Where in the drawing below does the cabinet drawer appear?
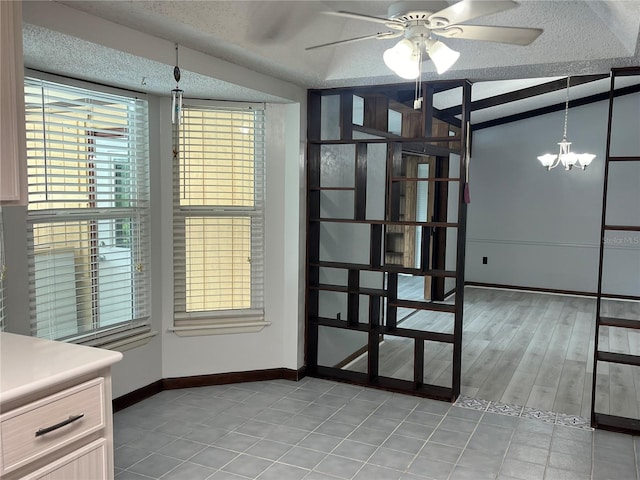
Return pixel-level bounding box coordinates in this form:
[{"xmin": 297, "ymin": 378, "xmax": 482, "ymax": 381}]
[{"xmin": 0, "ymin": 378, "xmax": 105, "ymax": 475}]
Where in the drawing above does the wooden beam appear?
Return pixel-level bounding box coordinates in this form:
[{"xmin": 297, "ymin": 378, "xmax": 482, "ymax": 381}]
[
  {"xmin": 441, "ymin": 74, "xmax": 608, "ymax": 118},
  {"xmin": 473, "ymin": 82, "xmax": 640, "ymax": 131}
]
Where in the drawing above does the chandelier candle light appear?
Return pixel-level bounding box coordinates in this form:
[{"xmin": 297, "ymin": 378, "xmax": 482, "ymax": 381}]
[{"xmin": 537, "ymin": 76, "xmax": 595, "ymax": 171}]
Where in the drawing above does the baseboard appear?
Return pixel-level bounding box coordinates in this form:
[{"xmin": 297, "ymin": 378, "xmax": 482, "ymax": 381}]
[
  {"xmin": 162, "ymin": 367, "xmax": 305, "ymax": 390},
  {"xmin": 113, "ymin": 367, "xmax": 306, "ymax": 411},
  {"xmin": 112, "ymin": 380, "xmax": 163, "ymax": 413},
  {"xmin": 465, "ymin": 281, "xmax": 640, "ymax": 301},
  {"xmin": 466, "ymin": 281, "xmax": 594, "ymax": 298}
]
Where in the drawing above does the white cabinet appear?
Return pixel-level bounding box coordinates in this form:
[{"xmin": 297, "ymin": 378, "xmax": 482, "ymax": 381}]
[
  {"xmin": 0, "ymin": 333, "xmax": 122, "ymax": 479},
  {"xmin": 0, "ymin": 0, "xmax": 28, "ymax": 205}
]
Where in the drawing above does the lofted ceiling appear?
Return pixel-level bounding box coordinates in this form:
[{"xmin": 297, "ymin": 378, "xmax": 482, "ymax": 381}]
[{"xmin": 21, "ymin": 0, "xmax": 640, "ymax": 122}]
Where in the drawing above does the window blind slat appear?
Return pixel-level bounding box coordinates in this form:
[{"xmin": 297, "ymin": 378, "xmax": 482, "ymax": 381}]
[
  {"xmin": 174, "ymin": 104, "xmax": 265, "ymax": 321},
  {"xmin": 25, "ymin": 77, "xmax": 150, "ymax": 346}
]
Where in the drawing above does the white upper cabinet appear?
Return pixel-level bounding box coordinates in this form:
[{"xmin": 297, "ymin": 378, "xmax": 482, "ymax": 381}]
[{"xmin": 0, "ymin": 0, "xmax": 27, "ymax": 205}]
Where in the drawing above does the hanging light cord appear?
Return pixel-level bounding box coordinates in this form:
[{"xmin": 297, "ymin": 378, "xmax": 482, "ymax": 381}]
[
  {"xmin": 174, "ymin": 44, "xmax": 181, "ymax": 87},
  {"xmin": 562, "ymin": 76, "xmax": 570, "ymax": 140}
]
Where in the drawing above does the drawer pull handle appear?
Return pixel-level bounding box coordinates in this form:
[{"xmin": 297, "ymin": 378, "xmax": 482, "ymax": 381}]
[{"xmin": 35, "ymin": 414, "xmax": 85, "ymax": 437}]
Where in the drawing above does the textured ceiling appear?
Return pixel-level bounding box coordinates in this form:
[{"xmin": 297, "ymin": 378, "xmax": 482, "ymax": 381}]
[{"xmin": 21, "ymin": 1, "xmax": 640, "ymax": 119}]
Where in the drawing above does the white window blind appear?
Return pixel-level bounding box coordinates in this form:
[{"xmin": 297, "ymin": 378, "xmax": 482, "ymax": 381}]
[
  {"xmin": 24, "ymin": 77, "xmax": 150, "ymax": 345},
  {"xmin": 173, "ymin": 103, "xmax": 265, "ymax": 325},
  {"xmin": 0, "ymin": 208, "xmax": 6, "ymax": 331}
]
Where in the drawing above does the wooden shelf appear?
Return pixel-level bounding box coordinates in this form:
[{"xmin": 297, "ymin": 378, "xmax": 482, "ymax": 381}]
[
  {"xmin": 597, "ymin": 351, "xmax": 640, "ymax": 367},
  {"xmin": 599, "ymin": 316, "xmax": 640, "ymax": 329}
]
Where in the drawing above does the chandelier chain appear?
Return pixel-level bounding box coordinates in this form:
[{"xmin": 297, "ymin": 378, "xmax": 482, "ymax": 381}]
[{"xmin": 563, "ymin": 76, "xmax": 570, "ymax": 139}]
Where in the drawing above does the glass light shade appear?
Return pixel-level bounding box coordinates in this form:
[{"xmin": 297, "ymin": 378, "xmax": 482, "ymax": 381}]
[
  {"xmin": 394, "ymin": 56, "xmax": 420, "ymax": 79},
  {"xmin": 427, "ymin": 40, "xmax": 460, "ymax": 74},
  {"xmin": 578, "ymin": 153, "xmax": 595, "ymax": 168},
  {"xmin": 560, "ymin": 152, "xmax": 578, "ymax": 169},
  {"xmin": 383, "ymin": 39, "xmax": 416, "ymax": 73},
  {"xmin": 537, "ymin": 154, "xmax": 557, "ymax": 168}
]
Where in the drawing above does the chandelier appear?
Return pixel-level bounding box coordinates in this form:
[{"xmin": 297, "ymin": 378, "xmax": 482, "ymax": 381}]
[{"xmin": 537, "ymin": 77, "xmax": 595, "ymax": 171}]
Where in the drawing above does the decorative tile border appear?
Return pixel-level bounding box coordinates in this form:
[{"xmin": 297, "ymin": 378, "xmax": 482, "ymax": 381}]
[
  {"xmin": 521, "ymin": 406, "xmax": 557, "ymax": 423},
  {"xmin": 487, "ymin": 401, "xmax": 524, "ymax": 417},
  {"xmin": 454, "ymin": 396, "xmax": 593, "ymax": 430}
]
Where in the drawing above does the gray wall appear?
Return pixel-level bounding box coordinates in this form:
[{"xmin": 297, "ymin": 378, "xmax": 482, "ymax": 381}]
[{"xmin": 466, "ymin": 93, "xmax": 640, "ymax": 296}]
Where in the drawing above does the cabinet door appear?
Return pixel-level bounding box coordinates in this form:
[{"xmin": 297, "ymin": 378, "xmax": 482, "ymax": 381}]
[
  {"xmin": 22, "ymin": 439, "xmax": 107, "ymax": 480},
  {"xmin": 0, "ymin": 0, "xmax": 27, "ymax": 205}
]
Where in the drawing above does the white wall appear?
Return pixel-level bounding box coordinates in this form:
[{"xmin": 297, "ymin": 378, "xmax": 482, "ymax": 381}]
[
  {"xmin": 159, "ymin": 101, "xmax": 305, "ymax": 378},
  {"xmin": 466, "ymin": 93, "xmax": 640, "ymax": 295},
  {"xmin": 5, "ymin": 5, "xmax": 308, "ymax": 398}
]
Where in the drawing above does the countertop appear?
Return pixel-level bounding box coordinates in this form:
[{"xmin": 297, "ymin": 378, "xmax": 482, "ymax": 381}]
[{"xmin": 0, "ymin": 332, "xmax": 122, "ymax": 405}]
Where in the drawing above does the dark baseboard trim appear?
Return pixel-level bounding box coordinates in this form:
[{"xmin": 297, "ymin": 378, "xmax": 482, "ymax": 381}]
[
  {"xmin": 466, "ymin": 282, "xmax": 640, "ymax": 301},
  {"xmin": 113, "ymin": 367, "xmax": 306, "ymax": 411},
  {"xmin": 163, "ymin": 367, "xmax": 305, "ymax": 390},
  {"xmin": 466, "ymin": 282, "xmax": 594, "ymax": 298},
  {"xmin": 112, "ymin": 380, "xmax": 163, "ymax": 413}
]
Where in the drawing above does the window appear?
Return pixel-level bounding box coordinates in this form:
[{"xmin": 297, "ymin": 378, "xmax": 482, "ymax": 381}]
[
  {"xmin": 24, "ymin": 77, "xmax": 150, "ymax": 346},
  {"xmin": 173, "ymin": 103, "xmax": 265, "ymax": 330},
  {"xmin": 0, "ymin": 208, "xmax": 5, "ymax": 331}
]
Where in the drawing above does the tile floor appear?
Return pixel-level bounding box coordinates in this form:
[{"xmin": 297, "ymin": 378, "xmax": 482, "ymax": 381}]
[{"xmin": 114, "ymin": 377, "xmax": 640, "ymax": 480}]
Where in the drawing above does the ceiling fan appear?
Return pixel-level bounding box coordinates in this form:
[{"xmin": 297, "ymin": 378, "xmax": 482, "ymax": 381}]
[{"xmin": 306, "ymin": 0, "xmax": 542, "ymax": 77}]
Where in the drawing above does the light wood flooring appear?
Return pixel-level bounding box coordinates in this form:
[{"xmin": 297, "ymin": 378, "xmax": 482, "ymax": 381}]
[{"xmin": 346, "ymin": 280, "xmax": 640, "ymax": 420}]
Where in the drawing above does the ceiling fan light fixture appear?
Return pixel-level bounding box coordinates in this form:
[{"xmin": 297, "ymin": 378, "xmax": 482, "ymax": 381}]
[
  {"xmin": 383, "ymin": 38, "xmax": 420, "ymax": 79},
  {"xmin": 426, "ymin": 39, "xmax": 460, "ymax": 74}
]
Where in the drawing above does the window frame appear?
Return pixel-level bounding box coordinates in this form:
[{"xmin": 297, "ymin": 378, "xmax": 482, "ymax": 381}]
[
  {"xmin": 24, "ymin": 75, "xmax": 152, "ymax": 348},
  {"xmin": 171, "ymin": 100, "xmax": 268, "ymax": 336}
]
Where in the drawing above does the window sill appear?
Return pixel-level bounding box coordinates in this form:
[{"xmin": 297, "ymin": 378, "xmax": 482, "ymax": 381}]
[
  {"xmin": 169, "ymin": 321, "xmax": 271, "ymax": 337},
  {"xmin": 102, "ymin": 331, "xmax": 158, "ymax": 352}
]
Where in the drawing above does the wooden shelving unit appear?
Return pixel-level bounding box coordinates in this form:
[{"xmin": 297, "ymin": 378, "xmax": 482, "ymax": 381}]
[
  {"xmin": 591, "ymin": 67, "xmax": 640, "ymax": 434},
  {"xmin": 306, "ymin": 82, "xmax": 471, "ymax": 401}
]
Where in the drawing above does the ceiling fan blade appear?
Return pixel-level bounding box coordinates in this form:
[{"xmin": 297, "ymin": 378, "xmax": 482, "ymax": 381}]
[
  {"xmin": 433, "ymin": 25, "xmax": 543, "ymax": 46},
  {"xmin": 324, "ymin": 10, "xmax": 402, "ymax": 27},
  {"xmin": 429, "ymin": 0, "xmax": 519, "ymax": 26},
  {"xmin": 306, "ymin": 32, "xmax": 401, "ymax": 51}
]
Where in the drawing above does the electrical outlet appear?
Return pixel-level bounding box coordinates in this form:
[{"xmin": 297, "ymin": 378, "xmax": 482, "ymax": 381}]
[{"xmin": 482, "ymin": 257, "xmax": 488, "ymax": 265}]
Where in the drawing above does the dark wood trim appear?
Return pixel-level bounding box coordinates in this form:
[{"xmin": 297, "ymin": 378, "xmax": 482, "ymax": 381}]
[
  {"xmin": 334, "ymin": 345, "xmax": 369, "ymax": 369},
  {"xmin": 441, "ymin": 74, "xmax": 608, "ymax": 118},
  {"xmin": 432, "ymin": 156, "xmax": 450, "ymax": 300},
  {"xmin": 113, "ymin": 367, "xmax": 308, "ymax": 411},
  {"xmin": 599, "ymin": 317, "xmax": 640, "ymax": 329},
  {"xmin": 163, "ymin": 368, "xmax": 306, "ymax": 390},
  {"xmin": 313, "ymin": 366, "xmax": 453, "ymax": 402},
  {"xmin": 312, "ymin": 218, "xmax": 458, "ymax": 228},
  {"xmin": 597, "ymin": 351, "xmax": 640, "ymax": 367},
  {"xmin": 305, "ymin": 79, "xmax": 469, "ymax": 402},
  {"xmin": 465, "ymin": 281, "xmax": 640, "ymax": 301},
  {"xmin": 444, "ymin": 287, "xmax": 457, "ymax": 299},
  {"xmin": 307, "ymin": 79, "xmax": 465, "ymax": 99},
  {"xmin": 474, "ymin": 82, "xmax": 640, "ymax": 131},
  {"xmin": 593, "ymin": 413, "xmax": 640, "ymax": 435},
  {"xmin": 112, "ymin": 380, "xmax": 163, "ymax": 413}
]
